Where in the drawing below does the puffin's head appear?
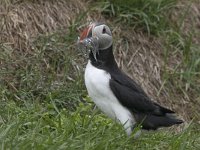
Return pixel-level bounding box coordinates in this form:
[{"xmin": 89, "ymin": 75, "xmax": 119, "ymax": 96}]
[{"xmin": 77, "ymin": 22, "xmax": 112, "ymax": 60}]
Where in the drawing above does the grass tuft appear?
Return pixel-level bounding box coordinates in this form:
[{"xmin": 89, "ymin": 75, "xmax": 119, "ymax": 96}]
[{"xmin": 93, "ymin": 0, "xmax": 177, "ymax": 35}]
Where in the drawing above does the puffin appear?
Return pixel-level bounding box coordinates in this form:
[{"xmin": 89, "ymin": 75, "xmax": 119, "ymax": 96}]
[{"xmin": 77, "ymin": 22, "xmax": 183, "ymax": 136}]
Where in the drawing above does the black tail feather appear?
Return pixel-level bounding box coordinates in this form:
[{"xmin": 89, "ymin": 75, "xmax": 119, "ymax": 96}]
[
  {"xmin": 153, "ymin": 103, "xmax": 175, "ymax": 114},
  {"xmin": 135, "ymin": 114, "xmax": 183, "ymax": 130}
]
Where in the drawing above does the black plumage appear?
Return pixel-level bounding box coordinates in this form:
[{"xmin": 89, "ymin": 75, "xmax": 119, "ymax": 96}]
[
  {"xmin": 79, "ymin": 22, "xmax": 183, "ymax": 134},
  {"xmin": 89, "ymin": 44, "xmax": 183, "ymax": 130}
]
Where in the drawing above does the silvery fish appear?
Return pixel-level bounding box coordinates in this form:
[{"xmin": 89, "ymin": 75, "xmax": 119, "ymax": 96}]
[{"xmin": 77, "ymin": 36, "xmax": 99, "ymax": 61}]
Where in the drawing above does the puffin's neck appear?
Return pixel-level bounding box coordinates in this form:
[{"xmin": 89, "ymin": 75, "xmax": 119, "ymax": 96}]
[{"xmin": 89, "ymin": 45, "xmax": 118, "ymax": 70}]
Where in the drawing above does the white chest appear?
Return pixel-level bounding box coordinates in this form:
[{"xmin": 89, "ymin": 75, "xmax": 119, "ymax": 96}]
[
  {"xmin": 84, "ymin": 61, "xmax": 116, "ymax": 118},
  {"xmin": 84, "ymin": 61, "xmax": 135, "ymax": 135},
  {"xmin": 84, "ymin": 61, "xmax": 131, "ymax": 116}
]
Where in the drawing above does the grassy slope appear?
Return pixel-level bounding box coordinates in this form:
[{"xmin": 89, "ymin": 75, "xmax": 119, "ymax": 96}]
[
  {"xmin": 0, "ymin": 97, "xmax": 200, "ymax": 150},
  {"xmin": 0, "ymin": 0, "xmax": 200, "ymax": 149}
]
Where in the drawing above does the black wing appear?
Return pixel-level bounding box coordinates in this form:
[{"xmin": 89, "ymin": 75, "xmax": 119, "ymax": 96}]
[
  {"xmin": 109, "ymin": 72, "xmax": 174, "ymax": 116},
  {"xmin": 109, "ymin": 71, "xmax": 183, "ymax": 130}
]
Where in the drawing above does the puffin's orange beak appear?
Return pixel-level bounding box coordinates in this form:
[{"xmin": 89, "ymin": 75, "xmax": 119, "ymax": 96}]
[{"xmin": 79, "ymin": 23, "xmax": 95, "ymax": 42}]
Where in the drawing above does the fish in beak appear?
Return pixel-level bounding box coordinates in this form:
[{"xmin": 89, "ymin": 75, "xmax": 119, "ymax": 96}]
[{"xmin": 77, "ymin": 23, "xmax": 99, "ymax": 61}]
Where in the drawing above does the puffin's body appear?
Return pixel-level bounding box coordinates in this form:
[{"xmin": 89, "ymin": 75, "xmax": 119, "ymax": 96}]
[
  {"xmin": 85, "ymin": 60, "xmax": 135, "ymax": 135},
  {"xmin": 79, "ymin": 22, "xmax": 183, "ymax": 136}
]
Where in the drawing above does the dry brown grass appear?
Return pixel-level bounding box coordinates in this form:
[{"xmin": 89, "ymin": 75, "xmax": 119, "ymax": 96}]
[
  {"xmin": 0, "ymin": 0, "xmax": 86, "ymax": 51},
  {"xmin": 0, "ymin": 0, "xmax": 199, "ymax": 122}
]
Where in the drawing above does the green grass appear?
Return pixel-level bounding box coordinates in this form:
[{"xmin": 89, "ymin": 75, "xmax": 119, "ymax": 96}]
[
  {"xmin": 0, "ymin": 97, "xmax": 200, "ymax": 150},
  {"xmin": 1, "ymin": 0, "xmax": 200, "ymax": 149},
  {"xmin": 160, "ymin": 8, "xmax": 200, "ymax": 119},
  {"xmin": 93, "ymin": 0, "xmax": 177, "ymax": 35}
]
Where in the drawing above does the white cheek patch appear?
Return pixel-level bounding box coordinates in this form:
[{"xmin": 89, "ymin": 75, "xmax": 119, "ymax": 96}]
[
  {"xmin": 92, "ymin": 25, "xmax": 113, "ymax": 50},
  {"xmin": 100, "ymin": 36, "xmax": 112, "ymax": 50}
]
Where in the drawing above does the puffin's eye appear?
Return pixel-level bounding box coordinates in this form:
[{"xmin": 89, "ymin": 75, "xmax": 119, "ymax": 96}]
[{"xmin": 102, "ymin": 27, "xmax": 106, "ymax": 34}]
